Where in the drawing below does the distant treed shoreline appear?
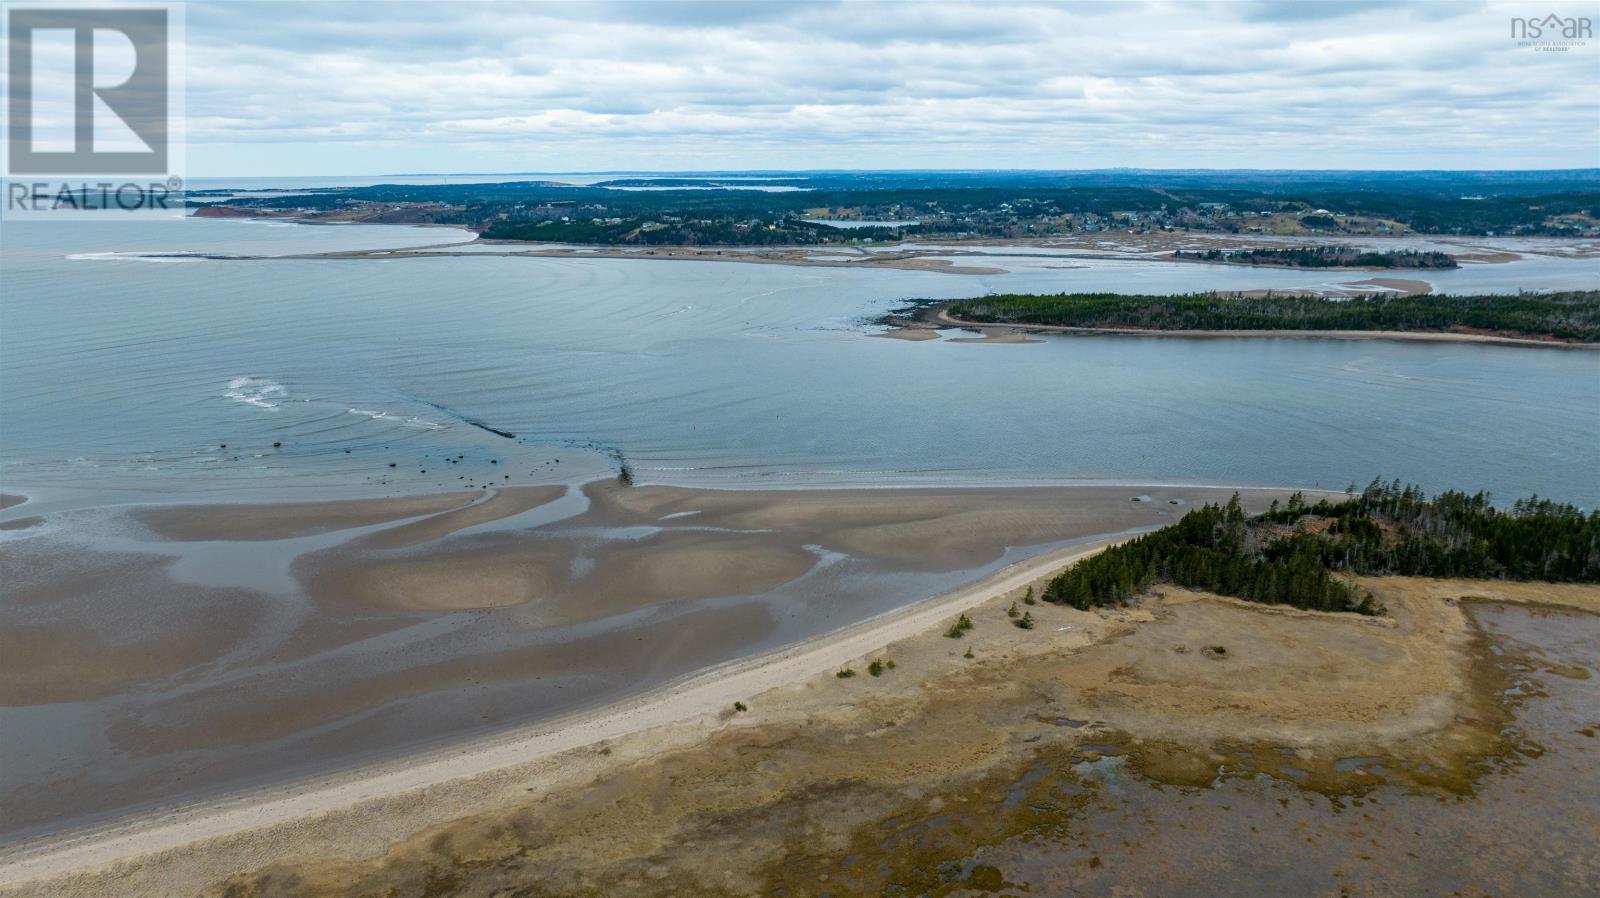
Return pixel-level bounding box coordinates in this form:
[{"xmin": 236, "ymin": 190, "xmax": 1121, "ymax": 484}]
[
  {"xmin": 188, "ymin": 170, "xmax": 1600, "ymax": 243},
  {"xmin": 942, "ymin": 291, "xmax": 1600, "ymax": 343},
  {"xmin": 1171, "ymin": 246, "xmax": 1459, "ymax": 269}
]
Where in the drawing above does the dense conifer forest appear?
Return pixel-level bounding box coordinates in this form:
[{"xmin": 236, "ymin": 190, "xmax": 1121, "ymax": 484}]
[
  {"xmin": 944, "ymin": 291, "xmax": 1600, "ymax": 342},
  {"xmin": 1044, "ymin": 481, "xmax": 1600, "ymax": 615}
]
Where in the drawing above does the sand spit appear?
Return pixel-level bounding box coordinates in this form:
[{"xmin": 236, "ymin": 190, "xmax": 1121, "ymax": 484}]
[
  {"xmin": 8, "ymin": 564, "xmax": 1596, "ymax": 898},
  {"xmin": 133, "ymin": 492, "xmax": 474, "ymax": 541},
  {"xmin": 869, "ymin": 326, "xmax": 941, "ymax": 341},
  {"xmin": 1454, "ymin": 251, "xmax": 1523, "ymax": 263},
  {"xmin": 0, "ymin": 495, "xmax": 27, "ymax": 511},
  {"xmin": 1343, "ymin": 276, "xmax": 1433, "ymax": 294},
  {"xmin": 947, "ymin": 328, "xmax": 1043, "ymax": 344}
]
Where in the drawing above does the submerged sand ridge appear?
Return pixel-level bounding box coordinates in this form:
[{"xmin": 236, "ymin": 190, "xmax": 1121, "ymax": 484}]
[{"xmin": 0, "ymin": 479, "xmax": 1283, "ymax": 844}]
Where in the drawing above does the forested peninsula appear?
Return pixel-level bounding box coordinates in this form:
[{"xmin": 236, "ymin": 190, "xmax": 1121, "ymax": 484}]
[{"xmin": 940, "ymin": 291, "xmax": 1600, "ymax": 343}]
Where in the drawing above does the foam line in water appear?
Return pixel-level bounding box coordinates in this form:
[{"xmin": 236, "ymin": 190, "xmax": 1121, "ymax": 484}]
[{"xmin": 224, "ymin": 377, "xmax": 288, "ymax": 409}]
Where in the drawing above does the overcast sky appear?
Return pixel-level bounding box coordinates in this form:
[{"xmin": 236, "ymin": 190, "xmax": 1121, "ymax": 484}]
[{"xmin": 174, "ymin": 0, "xmax": 1600, "ymax": 175}]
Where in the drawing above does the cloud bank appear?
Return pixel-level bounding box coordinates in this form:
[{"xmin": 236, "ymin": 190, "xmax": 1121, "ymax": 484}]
[{"xmin": 174, "ymin": 0, "xmax": 1600, "ymax": 175}]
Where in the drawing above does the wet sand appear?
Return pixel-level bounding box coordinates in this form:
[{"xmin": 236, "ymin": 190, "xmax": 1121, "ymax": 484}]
[
  {"xmin": 133, "ymin": 492, "xmax": 474, "ymax": 541},
  {"xmin": 0, "ymin": 549, "xmax": 269, "ymax": 705},
  {"xmin": 1345, "ymin": 275, "xmax": 1433, "ymax": 293},
  {"xmin": 0, "ymin": 479, "xmax": 1284, "ymax": 847},
  {"xmin": 868, "ymin": 326, "xmax": 942, "ymax": 341},
  {"xmin": 947, "ymin": 328, "xmax": 1044, "ymax": 344}
]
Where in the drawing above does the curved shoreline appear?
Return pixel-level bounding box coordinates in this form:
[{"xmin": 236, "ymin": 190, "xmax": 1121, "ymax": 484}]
[{"xmin": 0, "ymin": 532, "xmax": 1138, "ymax": 888}]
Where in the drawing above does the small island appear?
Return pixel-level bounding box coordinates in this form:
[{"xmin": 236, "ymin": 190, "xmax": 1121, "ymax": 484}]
[
  {"xmin": 1172, "ymin": 245, "xmax": 1458, "ymax": 269},
  {"xmin": 932, "ymin": 290, "xmax": 1600, "ymax": 344}
]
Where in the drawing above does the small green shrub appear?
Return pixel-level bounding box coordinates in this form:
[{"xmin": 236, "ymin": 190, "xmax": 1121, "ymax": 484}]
[
  {"xmin": 1014, "ymin": 611, "xmax": 1034, "ymax": 630},
  {"xmin": 1006, "ymin": 602, "xmax": 1020, "ymax": 619},
  {"xmin": 944, "ymin": 613, "xmax": 974, "ymax": 639},
  {"xmin": 733, "ymin": 701, "xmax": 747, "ymax": 712},
  {"xmin": 868, "ymin": 659, "xmax": 885, "ymax": 677},
  {"xmin": 1023, "ymin": 586, "xmax": 1037, "ymax": 606},
  {"xmin": 836, "ymin": 668, "xmax": 856, "ymax": 679}
]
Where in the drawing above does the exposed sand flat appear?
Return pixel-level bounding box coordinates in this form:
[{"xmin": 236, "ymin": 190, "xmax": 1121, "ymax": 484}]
[
  {"xmin": 0, "ymin": 548, "xmax": 267, "ymax": 705},
  {"xmin": 568, "ymin": 530, "xmax": 820, "ymax": 609},
  {"xmin": 0, "ymin": 537, "xmax": 1121, "ymax": 895},
  {"xmin": 869, "ymin": 326, "xmax": 942, "ymax": 341},
  {"xmin": 300, "ymin": 481, "xmax": 1252, "ymax": 619},
  {"xmin": 101, "ymin": 603, "xmax": 775, "ymax": 760},
  {"xmin": 1346, "ymin": 276, "xmax": 1433, "ymax": 293},
  {"xmin": 347, "ymin": 485, "xmax": 565, "ymax": 549},
  {"xmin": 1, "ymin": 612, "xmax": 260, "ymax": 708},
  {"xmin": 0, "ymin": 494, "xmax": 27, "ymax": 511},
  {"xmin": 575, "ymin": 480, "xmax": 1261, "ymax": 570},
  {"xmin": 301, "ymin": 528, "xmax": 823, "ymax": 623},
  {"xmin": 2, "ymin": 480, "xmax": 1283, "ymax": 845},
  {"xmin": 299, "ymin": 538, "xmax": 576, "ymax": 614},
  {"xmin": 8, "ymin": 562, "xmax": 1594, "ymax": 898},
  {"xmin": 133, "ymin": 492, "xmax": 474, "ymax": 541},
  {"xmin": 947, "ymin": 328, "xmax": 1043, "ymax": 344}
]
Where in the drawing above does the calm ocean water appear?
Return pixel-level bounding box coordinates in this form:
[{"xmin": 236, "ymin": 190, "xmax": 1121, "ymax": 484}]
[{"xmin": 2, "ymin": 216, "xmax": 1598, "ymax": 507}]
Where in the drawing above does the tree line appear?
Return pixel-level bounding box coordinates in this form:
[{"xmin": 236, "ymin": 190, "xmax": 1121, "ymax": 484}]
[
  {"xmin": 945, "ymin": 291, "xmax": 1600, "ymax": 342},
  {"xmin": 191, "ymin": 171, "xmax": 1600, "ymax": 239},
  {"xmin": 1043, "ymin": 481, "xmax": 1600, "ymax": 615}
]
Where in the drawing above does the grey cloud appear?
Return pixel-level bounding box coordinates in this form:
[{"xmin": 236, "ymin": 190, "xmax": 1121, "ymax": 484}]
[{"xmin": 172, "ymin": 0, "xmax": 1598, "ymax": 173}]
